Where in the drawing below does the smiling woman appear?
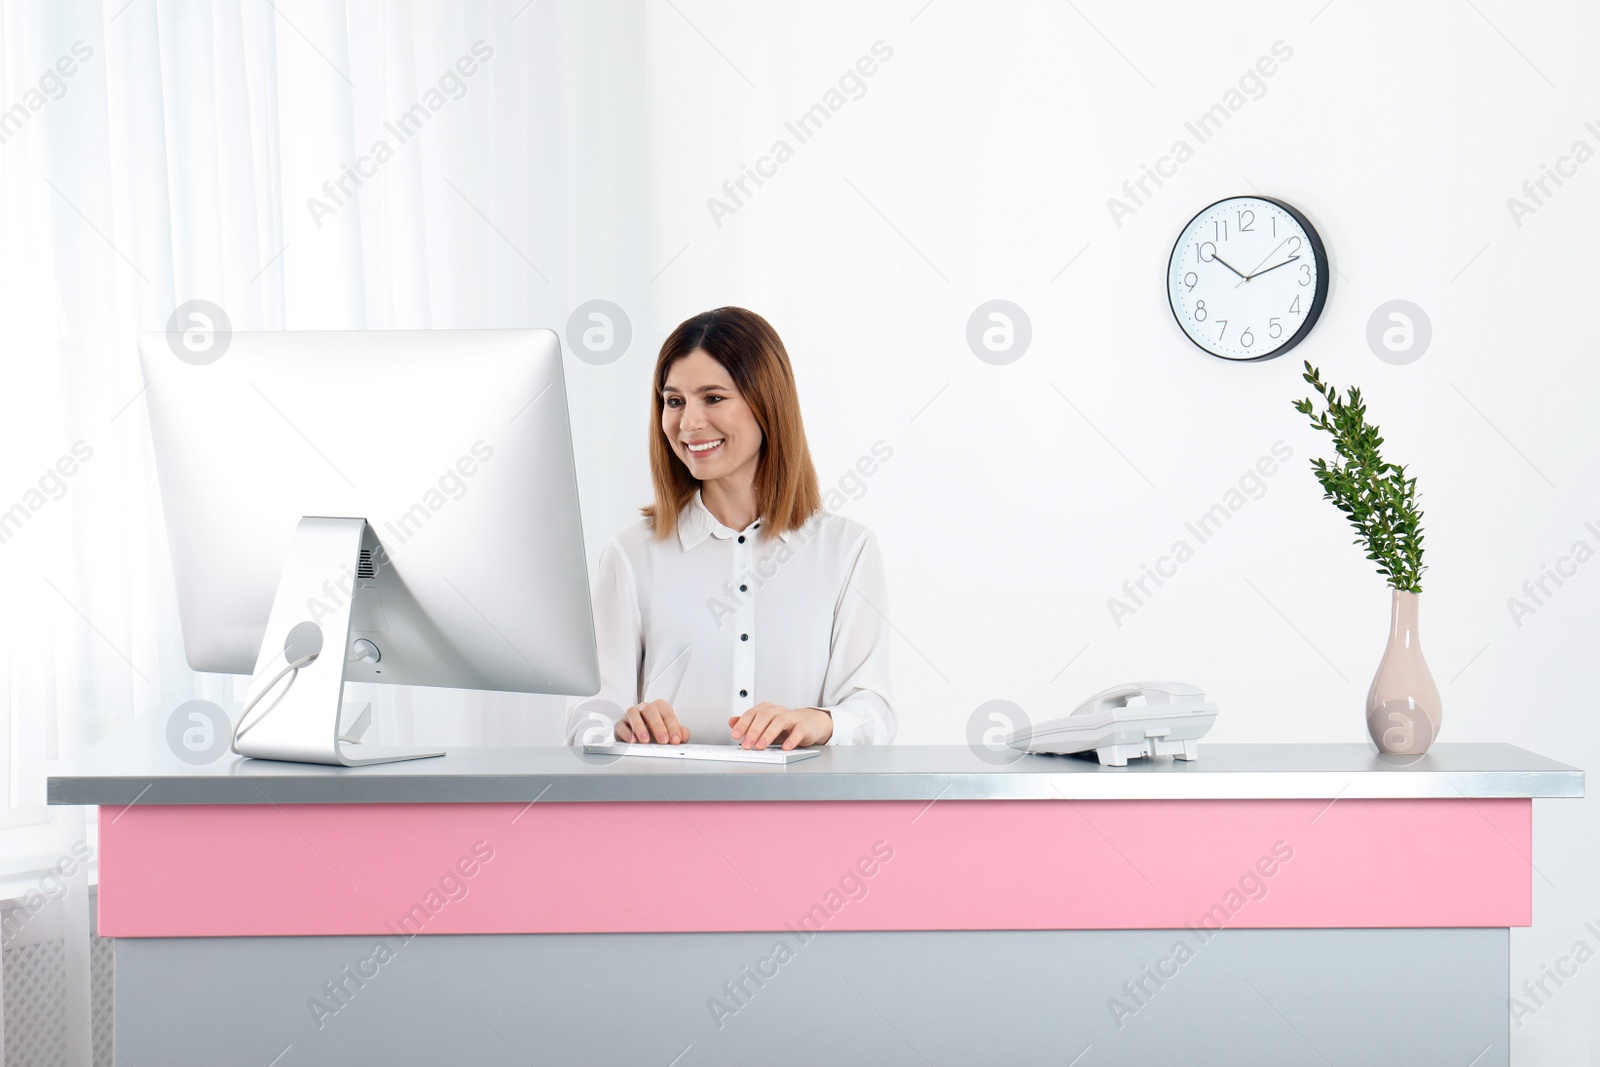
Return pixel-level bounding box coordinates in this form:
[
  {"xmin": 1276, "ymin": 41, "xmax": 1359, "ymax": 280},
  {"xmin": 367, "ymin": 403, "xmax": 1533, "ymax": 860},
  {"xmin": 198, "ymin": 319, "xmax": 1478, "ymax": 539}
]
[{"xmin": 565, "ymin": 308, "xmax": 896, "ymax": 751}]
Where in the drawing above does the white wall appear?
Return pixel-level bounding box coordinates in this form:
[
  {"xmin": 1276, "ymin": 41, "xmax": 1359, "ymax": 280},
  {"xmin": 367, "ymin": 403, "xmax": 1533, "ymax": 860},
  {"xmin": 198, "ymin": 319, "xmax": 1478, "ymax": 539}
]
[
  {"xmin": 546, "ymin": 2, "xmax": 1599, "ymax": 1058},
  {"xmin": 127, "ymin": 0, "xmax": 1596, "ymax": 1058}
]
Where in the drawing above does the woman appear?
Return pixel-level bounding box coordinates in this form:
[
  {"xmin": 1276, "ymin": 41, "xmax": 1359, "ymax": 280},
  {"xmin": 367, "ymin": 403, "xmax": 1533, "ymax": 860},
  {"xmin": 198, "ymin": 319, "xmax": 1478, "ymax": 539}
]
[{"xmin": 566, "ymin": 307, "xmax": 895, "ymax": 750}]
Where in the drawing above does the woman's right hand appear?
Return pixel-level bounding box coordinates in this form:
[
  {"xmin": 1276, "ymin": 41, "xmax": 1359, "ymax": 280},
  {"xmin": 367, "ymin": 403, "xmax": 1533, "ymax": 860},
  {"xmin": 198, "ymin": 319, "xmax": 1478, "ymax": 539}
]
[{"xmin": 617, "ymin": 699, "xmax": 691, "ymax": 744}]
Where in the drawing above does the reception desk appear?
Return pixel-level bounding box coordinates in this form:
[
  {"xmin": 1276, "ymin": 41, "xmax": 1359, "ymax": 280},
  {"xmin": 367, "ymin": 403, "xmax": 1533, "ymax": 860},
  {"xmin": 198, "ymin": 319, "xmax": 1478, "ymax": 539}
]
[{"xmin": 49, "ymin": 716, "xmax": 1582, "ymax": 1066}]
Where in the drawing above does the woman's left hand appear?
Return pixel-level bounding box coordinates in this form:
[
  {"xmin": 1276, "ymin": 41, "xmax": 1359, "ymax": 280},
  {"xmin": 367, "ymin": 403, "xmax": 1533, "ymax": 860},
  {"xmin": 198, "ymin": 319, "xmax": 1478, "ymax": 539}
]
[{"xmin": 729, "ymin": 703, "xmax": 832, "ymax": 749}]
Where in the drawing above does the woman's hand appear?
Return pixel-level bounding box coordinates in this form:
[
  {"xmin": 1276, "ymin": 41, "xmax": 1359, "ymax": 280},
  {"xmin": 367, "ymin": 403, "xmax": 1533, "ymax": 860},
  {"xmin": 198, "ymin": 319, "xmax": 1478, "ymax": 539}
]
[
  {"xmin": 618, "ymin": 699, "xmax": 691, "ymax": 744},
  {"xmin": 729, "ymin": 703, "xmax": 832, "ymax": 750}
]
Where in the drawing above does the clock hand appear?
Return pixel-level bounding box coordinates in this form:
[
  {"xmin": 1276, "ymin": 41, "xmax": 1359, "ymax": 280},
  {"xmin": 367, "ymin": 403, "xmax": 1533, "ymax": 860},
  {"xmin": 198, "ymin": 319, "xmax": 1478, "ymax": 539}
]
[
  {"xmin": 1209, "ymin": 253, "xmax": 1250, "ymax": 281},
  {"xmin": 1246, "ymin": 255, "xmax": 1300, "ymax": 280},
  {"xmin": 1234, "ymin": 236, "xmax": 1295, "ymax": 287}
]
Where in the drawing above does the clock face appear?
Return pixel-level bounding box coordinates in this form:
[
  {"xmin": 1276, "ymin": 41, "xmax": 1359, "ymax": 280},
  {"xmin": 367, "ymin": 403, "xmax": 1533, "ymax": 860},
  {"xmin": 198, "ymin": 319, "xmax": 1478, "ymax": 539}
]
[{"xmin": 1166, "ymin": 196, "xmax": 1328, "ymax": 361}]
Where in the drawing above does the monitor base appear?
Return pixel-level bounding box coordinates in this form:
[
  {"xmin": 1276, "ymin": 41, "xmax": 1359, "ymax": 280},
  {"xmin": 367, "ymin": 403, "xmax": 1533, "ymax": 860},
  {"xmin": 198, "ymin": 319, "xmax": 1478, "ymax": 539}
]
[{"xmin": 329, "ymin": 744, "xmax": 447, "ymax": 767}]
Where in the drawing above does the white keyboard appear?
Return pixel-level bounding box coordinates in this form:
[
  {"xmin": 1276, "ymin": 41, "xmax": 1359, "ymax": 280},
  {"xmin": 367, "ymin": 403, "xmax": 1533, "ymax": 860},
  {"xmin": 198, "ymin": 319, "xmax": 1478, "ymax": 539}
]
[{"xmin": 583, "ymin": 742, "xmax": 822, "ymax": 765}]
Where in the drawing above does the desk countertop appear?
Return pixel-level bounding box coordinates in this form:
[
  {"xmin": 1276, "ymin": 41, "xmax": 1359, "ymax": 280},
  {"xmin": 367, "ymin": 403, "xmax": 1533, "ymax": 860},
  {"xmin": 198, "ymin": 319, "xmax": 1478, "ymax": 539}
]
[{"xmin": 46, "ymin": 711, "xmax": 1583, "ymax": 805}]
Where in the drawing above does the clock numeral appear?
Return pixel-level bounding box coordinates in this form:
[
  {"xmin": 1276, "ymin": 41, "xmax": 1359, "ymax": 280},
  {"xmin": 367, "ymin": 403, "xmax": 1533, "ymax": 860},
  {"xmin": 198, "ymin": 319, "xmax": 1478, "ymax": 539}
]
[
  {"xmin": 1269, "ymin": 317, "xmax": 1283, "ymax": 339},
  {"xmin": 1298, "ymin": 263, "xmax": 1312, "ymax": 286},
  {"xmin": 1289, "ymin": 296, "xmax": 1302, "ymax": 315},
  {"xmin": 1197, "ymin": 241, "xmax": 1217, "ymax": 263},
  {"xmin": 1240, "ymin": 328, "xmax": 1254, "ymax": 348},
  {"xmin": 1183, "ymin": 271, "xmax": 1198, "ymax": 291},
  {"xmin": 1193, "ymin": 300, "xmax": 1207, "ymax": 322},
  {"xmin": 1270, "ymin": 216, "xmax": 1277, "ymax": 237},
  {"xmin": 1216, "ymin": 319, "xmax": 1228, "ymax": 341},
  {"xmin": 1287, "ymin": 236, "xmax": 1302, "ymax": 255},
  {"xmin": 1237, "ymin": 209, "xmax": 1255, "ymax": 232},
  {"xmin": 1213, "ymin": 220, "xmax": 1227, "ymax": 241}
]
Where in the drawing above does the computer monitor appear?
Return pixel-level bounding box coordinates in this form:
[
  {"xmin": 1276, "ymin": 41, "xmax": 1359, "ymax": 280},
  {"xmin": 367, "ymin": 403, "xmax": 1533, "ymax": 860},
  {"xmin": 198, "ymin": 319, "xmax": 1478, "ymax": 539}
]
[{"xmin": 137, "ymin": 329, "xmax": 599, "ymax": 765}]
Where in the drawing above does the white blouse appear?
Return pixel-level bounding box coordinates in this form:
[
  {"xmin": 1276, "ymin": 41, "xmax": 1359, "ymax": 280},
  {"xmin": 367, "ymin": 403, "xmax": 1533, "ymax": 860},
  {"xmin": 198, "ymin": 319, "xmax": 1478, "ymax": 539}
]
[{"xmin": 565, "ymin": 490, "xmax": 895, "ymax": 746}]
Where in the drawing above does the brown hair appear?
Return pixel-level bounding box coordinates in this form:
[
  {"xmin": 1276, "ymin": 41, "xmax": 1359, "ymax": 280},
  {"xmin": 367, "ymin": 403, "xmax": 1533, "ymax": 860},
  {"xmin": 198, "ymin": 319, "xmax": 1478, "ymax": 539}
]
[{"xmin": 640, "ymin": 307, "xmax": 821, "ymax": 542}]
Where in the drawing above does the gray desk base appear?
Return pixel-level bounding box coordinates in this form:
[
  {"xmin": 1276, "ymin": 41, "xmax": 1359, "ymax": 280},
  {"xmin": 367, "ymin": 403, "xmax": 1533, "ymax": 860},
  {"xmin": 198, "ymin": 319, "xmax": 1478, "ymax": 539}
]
[{"xmin": 118, "ymin": 927, "xmax": 1505, "ymax": 1066}]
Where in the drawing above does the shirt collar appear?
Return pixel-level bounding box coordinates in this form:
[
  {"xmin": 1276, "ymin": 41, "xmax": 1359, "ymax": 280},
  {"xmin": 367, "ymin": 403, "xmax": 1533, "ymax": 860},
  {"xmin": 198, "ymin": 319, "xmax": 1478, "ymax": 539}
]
[{"xmin": 678, "ymin": 489, "xmax": 796, "ymax": 550}]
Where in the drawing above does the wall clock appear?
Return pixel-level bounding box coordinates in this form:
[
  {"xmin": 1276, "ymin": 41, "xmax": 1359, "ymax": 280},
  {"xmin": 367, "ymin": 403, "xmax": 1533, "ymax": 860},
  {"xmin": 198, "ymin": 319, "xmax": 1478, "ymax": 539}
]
[{"xmin": 1166, "ymin": 196, "xmax": 1329, "ymax": 361}]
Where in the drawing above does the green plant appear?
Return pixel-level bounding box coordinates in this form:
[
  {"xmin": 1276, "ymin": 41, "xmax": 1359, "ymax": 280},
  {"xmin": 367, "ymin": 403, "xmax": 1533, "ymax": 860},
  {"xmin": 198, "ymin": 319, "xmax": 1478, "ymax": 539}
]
[{"xmin": 1292, "ymin": 361, "xmax": 1426, "ymax": 593}]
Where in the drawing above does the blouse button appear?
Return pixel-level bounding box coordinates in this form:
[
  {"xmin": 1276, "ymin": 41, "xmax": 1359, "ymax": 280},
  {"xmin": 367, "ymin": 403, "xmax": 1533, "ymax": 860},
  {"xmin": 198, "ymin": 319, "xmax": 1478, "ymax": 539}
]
[
  {"xmin": 739, "ymin": 584, "xmax": 747, "ymax": 592},
  {"xmin": 737, "ymin": 535, "xmax": 745, "ymax": 544},
  {"xmin": 740, "ymin": 633, "xmax": 748, "ymax": 641},
  {"xmin": 740, "ymin": 689, "xmax": 748, "ymax": 698}
]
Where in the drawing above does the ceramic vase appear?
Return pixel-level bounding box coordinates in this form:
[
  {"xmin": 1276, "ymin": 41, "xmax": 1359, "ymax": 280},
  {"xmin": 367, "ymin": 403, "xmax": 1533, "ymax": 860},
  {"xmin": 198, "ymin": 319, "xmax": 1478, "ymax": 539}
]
[{"xmin": 1365, "ymin": 588, "xmax": 1442, "ymax": 755}]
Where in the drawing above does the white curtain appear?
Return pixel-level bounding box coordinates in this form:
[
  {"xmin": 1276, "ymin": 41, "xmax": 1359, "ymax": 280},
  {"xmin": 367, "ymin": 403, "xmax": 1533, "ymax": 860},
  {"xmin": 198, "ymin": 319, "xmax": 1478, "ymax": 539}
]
[{"xmin": 1, "ymin": 2, "xmax": 650, "ymax": 1059}]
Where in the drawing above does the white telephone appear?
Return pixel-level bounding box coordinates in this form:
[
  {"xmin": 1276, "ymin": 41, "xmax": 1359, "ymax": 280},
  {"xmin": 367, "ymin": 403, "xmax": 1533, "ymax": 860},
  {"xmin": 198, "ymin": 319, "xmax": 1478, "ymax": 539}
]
[{"xmin": 1004, "ymin": 682, "xmax": 1218, "ymax": 767}]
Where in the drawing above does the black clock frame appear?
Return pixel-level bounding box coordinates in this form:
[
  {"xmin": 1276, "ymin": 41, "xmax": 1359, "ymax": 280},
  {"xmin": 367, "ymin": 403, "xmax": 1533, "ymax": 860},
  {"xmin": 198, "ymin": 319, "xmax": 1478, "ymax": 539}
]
[{"xmin": 1166, "ymin": 195, "xmax": 1329, "ymax": 362}]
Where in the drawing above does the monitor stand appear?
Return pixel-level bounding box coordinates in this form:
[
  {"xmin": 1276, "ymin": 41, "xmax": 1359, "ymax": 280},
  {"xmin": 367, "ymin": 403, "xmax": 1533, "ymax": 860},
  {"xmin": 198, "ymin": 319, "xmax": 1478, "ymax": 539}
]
[{"xmin": 232, "ymin": 516, "xmax": 445, "ymax": 767}]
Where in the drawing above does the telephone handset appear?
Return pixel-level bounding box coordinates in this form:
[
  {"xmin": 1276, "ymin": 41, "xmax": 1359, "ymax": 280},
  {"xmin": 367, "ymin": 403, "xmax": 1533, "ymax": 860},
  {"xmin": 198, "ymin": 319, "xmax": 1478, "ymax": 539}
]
[
  {"xmin": 1071, "ymin": 681, "xmax": 1206, "ymax": 716},
  {"xmin": 1004, "ymin": 681, "xmax": 1218, "ymax": 766}
]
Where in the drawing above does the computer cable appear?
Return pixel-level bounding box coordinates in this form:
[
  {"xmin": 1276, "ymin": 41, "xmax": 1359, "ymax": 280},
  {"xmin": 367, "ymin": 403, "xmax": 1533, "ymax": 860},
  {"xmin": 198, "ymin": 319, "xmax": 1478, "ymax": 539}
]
[{"xmin": 231, "ymin": 621, "xmax": 326, "ymax": 751}]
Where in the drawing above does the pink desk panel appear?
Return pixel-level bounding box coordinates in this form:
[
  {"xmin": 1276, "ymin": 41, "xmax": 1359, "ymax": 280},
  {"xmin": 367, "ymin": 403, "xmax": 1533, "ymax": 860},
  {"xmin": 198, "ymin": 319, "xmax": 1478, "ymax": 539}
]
[{"xmin": 97, "ymin": 797, "xmax": 1532, "ymax": 937}]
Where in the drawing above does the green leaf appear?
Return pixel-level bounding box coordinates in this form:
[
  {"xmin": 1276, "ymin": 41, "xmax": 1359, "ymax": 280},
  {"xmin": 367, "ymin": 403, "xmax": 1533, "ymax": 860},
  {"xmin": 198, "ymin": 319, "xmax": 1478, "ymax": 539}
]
[{"xmin": 1292, "ymin": 363, "xmax": 1426, "ymax": 589}]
